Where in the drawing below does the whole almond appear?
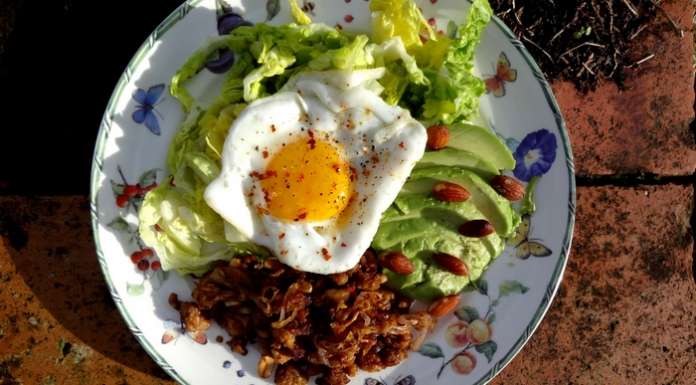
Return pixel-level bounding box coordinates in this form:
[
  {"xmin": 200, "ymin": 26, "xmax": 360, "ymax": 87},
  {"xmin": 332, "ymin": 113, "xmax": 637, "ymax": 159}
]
[
  {"xmin": 379, "ymin": 251, "xmax": 415, "ymax": 275},
  {"xmin": 426, "ymin": 125, "xmax": 450, "ymax": 150},
  {"xmin": 433, "ymin": 253, "xmax": 469, "ymax": 276},
  {"xmin": 432, "ymin": 182, "xmax": 470, "ymax": 202},
  {"xmin": 490, "ymin": 175, "xmax": 525, "ymax": 201},
  {"xmin": 458, "ymin": 219, "xmax": 495, "ymax": 237},
  {"xmin": 428, "ymin": 295, "xmax": 460, "ymax": 317}
]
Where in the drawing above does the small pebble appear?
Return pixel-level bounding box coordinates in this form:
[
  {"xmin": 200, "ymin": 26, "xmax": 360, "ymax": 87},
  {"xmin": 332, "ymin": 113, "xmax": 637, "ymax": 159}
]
[
  {"xmin": 237, "ymin": 369, "xmax": 245, "ymax": 377},
  {"xmin": 223, "ymin": 360, "xmax": 231, "ymax": 369}
]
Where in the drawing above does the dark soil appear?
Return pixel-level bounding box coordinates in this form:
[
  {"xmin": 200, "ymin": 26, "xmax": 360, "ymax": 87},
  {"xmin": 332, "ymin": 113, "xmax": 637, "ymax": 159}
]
[{"xmin": 490, "ymin": 0, "xmax": 680, "ymax": 91}]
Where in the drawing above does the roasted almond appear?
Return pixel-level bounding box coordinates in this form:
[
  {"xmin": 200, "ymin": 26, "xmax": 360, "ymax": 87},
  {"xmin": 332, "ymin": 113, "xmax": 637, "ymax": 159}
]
[
  {"xmin": 379, "ymin": 251, "xmax": 415, "ymax": 275},
  {"xmin": 426, "ymin": 124, "xmax": 450, "ymax": 150},
  {"xmin": 433, "ymin": 253, "xmax": 469, "ymax": 276},
  {"xmin": 432, "ymin": 182, "xmax": 470, "ymax": 202},
  {"xmin": 458, "ymin": 219, "xmax": 495, "ymax": 237},
  {"xmin": 490, "ymin": 175, "xmax": 525, "ymax": 201},
  {"xmin": 428, "ymin": 295, "xmax": 460, "ymax": 317}
]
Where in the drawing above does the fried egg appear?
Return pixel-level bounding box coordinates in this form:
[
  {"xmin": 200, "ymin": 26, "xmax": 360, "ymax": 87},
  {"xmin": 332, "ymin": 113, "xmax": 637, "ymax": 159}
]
[{"xmin": 205, "ymin": 68, "xmax": 426, "ymax": 274}]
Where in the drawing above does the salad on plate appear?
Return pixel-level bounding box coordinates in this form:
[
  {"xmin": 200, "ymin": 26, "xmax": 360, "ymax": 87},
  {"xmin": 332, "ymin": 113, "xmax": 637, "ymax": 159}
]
[{"xmin": 137, "ymin": 0, "xmax": 528, "ymax": 383}]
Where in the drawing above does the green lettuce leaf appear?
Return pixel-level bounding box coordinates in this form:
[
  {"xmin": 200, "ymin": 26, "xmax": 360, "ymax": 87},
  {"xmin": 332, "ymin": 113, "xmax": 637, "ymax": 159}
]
[
  {"xmin": 369, "ymin": 0, "xmax": 435, "ymax": 51},
  {"xmin": 170, "ymin": 36, "xmax": 232, "ymax": 112},
  {"xmin": 422, "ymin": 0, "xmax": 492, "ymax": 124},
  {"xmin": 243, "ymin": 46, "xmax": 296, "ymax": 100},
  {"xmin": 369, "ymin": 38, "xmax": 427, "ymax": 104},
  {"xmin": 139, "ymin": 181, "xmax": 269, "ymax": 276},
  {"xmin": 288, "ymin": 0, "xmax": 311, "ymax": 25}
]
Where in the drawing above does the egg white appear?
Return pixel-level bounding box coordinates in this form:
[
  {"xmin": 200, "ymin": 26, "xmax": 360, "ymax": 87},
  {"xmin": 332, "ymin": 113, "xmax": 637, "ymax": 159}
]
[{"xmin": 205, "ymin": 68, "xmax": 426, "ymax": 274}]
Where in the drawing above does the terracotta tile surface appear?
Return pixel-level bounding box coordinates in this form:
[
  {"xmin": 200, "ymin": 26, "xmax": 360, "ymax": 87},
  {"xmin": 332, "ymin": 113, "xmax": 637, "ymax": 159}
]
[
  {"xmin": 1, "ymin": 187, "xmax": 694, "ymax": 384},
  {"xmin": 0, "ymin": 197, "xmax": 174, "ymax": 385},
  {"xmin": 552, "ymin": 0, "xmax": 696, "ymax": 176},
  {"xmin": 492, "ymin": 185, "xmax": 696, "ymax": 385}
]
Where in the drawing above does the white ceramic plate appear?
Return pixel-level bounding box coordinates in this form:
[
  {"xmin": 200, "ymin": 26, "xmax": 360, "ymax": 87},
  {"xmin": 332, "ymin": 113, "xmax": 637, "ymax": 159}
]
[{"xmin": 90, "ymin": 1, "xmax": 575, "ymax": 384}]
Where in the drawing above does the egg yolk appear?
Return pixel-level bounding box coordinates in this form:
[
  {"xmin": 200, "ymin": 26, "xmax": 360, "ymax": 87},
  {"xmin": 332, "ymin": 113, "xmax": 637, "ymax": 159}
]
[{"xmin": 260, "ymin": 136, "xmax": 353, "ymax": 222}]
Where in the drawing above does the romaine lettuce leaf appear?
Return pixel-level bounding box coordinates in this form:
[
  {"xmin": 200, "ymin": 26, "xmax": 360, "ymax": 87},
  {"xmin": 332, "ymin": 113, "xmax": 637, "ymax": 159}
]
[
  {"xmin": 422, "ymin": 0, "xmax": 492, "ymax": 123},
  {"xmin": 369, "ymin": 38, "xmax": 427, "ymax": 104},
  {"xmin": 369, "ymin": 0, "xmax": 435, "ymax": 51},
  {"xmin": 139, "ymin": 180, "xmax": 269, "ymax": 276},
  {"xmin": 289, "ymin": 0, "xmax": 311, "ymax": 25}
]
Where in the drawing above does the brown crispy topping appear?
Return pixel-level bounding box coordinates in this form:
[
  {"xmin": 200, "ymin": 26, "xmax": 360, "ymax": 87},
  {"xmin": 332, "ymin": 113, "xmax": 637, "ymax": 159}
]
[
  {"xmin": 258, "ymin": 355, "xmax": 276, "ymax": 378},
  {"xmin": 178, "ymin": 252, "xmax": 435, "ymax": 385}
]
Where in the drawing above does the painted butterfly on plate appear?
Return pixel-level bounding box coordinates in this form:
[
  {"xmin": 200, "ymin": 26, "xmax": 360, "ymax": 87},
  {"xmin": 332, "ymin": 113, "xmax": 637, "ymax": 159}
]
[
  {"xmin": 365, "ymin": 375, "xmax": 415, "ymax": 385},
  {"xmin": 508, "ymin": 215, "xmax": 552, "ymax": 259},
  {"xmin": 484, "ymin": 52, "xmax": 517, "ymax": 97},
  {"xmin": 132, "ymin": 84, "xmax": 165, "ymax": 135}
]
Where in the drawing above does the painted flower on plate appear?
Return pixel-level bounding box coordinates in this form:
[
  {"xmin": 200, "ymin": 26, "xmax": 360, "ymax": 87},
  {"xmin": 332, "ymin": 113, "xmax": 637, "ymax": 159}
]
[{"xmin": 513, "ymin": 128, "xmax": 557, "ymax": 182}]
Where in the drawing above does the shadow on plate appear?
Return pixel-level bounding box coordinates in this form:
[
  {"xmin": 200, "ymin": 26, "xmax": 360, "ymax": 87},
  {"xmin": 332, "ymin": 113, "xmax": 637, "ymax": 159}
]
[{"xmin": 90, "ymin": 1, "xmax": 277, "ymax": 382}]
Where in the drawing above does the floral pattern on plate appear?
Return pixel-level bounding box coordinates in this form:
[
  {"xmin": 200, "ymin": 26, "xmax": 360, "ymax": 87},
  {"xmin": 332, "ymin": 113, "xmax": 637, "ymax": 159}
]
[{"xmin": 418, "ymin": 279, "xmax": 529, "ymax": 379}]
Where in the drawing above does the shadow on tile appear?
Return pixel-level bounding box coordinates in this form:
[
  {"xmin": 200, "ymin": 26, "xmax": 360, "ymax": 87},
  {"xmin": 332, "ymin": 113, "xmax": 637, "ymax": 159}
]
[{"xmin": 1, "ymin": 197, "xmax": 172, "ymax": 380}]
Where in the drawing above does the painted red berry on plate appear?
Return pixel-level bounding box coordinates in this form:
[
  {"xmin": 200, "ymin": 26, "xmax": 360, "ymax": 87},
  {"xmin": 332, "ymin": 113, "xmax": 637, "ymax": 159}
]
[
  {"xmin": 151, "ymin": 260, "xmax": 162, "ymax": 271},
  {"xmin": 141, "ymin": 248, "xmax": 154, "ymax": 258},
  {"xmin": 123, "ymin": 185, "xmax": 139, "ymax": 197},
  {"xmin": 130, "ymin": 251, "xmax": 145, "ymax": 264},
  {"xmin": 137, "ymin": 259, "xmax": 150, "ymax": 271},
  {"xmin": 140, "ymin": 183, "xmax": 158, "ymax": 194},
  {"xmin": 116, "ymin": 194, "xmax": 129, "ymax": 207}
]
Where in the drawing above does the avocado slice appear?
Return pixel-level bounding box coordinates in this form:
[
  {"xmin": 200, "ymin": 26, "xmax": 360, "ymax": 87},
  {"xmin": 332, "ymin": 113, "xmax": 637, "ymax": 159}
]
[
  {"xmin": 448, "ymin": 123, "xmax": 515, "ymax": 171},
  {"xmin": 404, "ymin": 264, "xmax": 470, "ymax": 300},
  {"xmin": 402, "ymin": 166, "xmax": 517, "ymax": 236},
  {"xmin": 372, "ymin": 217, "xmax": 435, "ymax": 250},
  {"xmin": 415, "ymin": 148, "xmax": 499, "ymax": 180},
  {"xmin": 374, "ymin": 208, "xmax": 505, "ymax": 301}
]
